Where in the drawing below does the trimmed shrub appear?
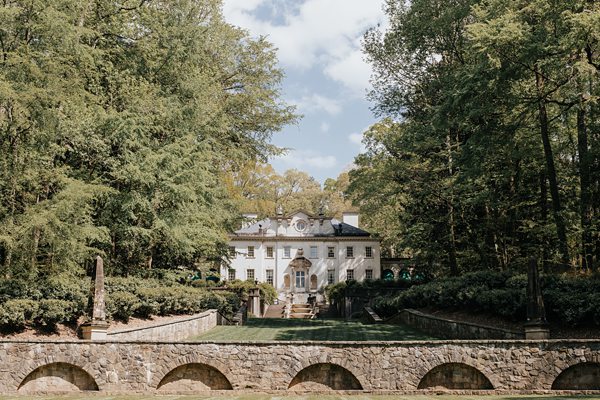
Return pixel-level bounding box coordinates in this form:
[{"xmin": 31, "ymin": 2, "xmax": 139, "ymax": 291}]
[
  {"xmin": 372, "ymin": 270, "xmax": 598, "ymax": 327},
  {"xmin": 106, "ymin": 291, "xmax": 141, "ymax": 322},
  {"xmin": 0, "ymin": 299, "xmax": 38, "ymax": 331},
  {"xmin": 34, "ymin": 299, "xmax": 76, "ymax": 330}
]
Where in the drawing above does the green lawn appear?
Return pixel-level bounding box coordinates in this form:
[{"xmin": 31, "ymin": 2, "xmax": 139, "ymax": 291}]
[{"xmin": 189, "ymin": 318, "xmax": 438, "ymax": 341}]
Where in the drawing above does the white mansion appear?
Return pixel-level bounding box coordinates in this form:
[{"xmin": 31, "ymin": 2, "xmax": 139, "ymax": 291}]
[{"xmin": 223, "ymin": 210, "xmax": 381, "ymax": 300}]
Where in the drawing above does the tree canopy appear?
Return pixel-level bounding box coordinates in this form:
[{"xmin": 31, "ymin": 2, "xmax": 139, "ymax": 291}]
[
  {"xmin": 0, "ymin": 0, "xmax": 297, "ymax": 277},
  {"xmin": 351, "ymin": 0, "xmax": 600, "ymax": 274}
]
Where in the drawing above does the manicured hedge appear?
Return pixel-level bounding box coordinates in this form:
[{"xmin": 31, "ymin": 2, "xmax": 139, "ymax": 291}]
[
  {"xmin": 372, "ymin": 271, "xmax": 600, "ymax": 327},
  {"xmin": 0, "ymin": 269, "xmax": 243, "ymax": 331}
]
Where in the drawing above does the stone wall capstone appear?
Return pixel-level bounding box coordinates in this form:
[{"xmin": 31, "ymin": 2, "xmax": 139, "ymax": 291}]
[{"xmin": 106, "ymin": 310, "xmax": 218, "ymax": 341}]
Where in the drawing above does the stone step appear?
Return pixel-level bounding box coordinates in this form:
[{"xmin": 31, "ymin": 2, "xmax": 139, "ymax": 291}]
[
  {"xmin": 289, "ymin": 313, "xmax": 314, "ymax": 319},
  {"xmin": 263, "ymin": 304, "xmax": 285, "ymax": 319}
]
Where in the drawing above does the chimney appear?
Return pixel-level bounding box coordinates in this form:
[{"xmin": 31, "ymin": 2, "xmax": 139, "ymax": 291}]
[
  {"xmin": 342, "ymin": 212, "xmax": 359, "ymax": 228},
  {"xmin": 241, "ymin": 213, "xmax": 258, "ymax": 229}
]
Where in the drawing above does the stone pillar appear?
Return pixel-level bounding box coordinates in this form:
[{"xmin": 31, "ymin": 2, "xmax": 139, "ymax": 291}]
[
  {"xmin": 290, "ymin": 267, "xmax": 295, "ymax": 292},
  {"xmin": 248, "ymin": 287, "xmax": 261, "ymax": 317},
  {"xmin": 524, "ymin": 258, "xmax": 550, "ymax": 340},
  {"xmin": 81, "ymin": 256, "xmax": 109, "ymax": 340}
]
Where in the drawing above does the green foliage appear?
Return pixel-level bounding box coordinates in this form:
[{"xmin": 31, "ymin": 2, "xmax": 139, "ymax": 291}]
[
  {"xmin": 325, "ymin": 278, "xmax": 429, "ymax": 305},
  {"xmin": 0, "ymin": 299, "xmax": 38, "ymax": 331},
  {"xmin": 0, "ymin": 0, "xmax": 297, "ymax": 278},
  {"xmin": 356, "ymin": 0, "xmax": 600, "ymax": 272},
  {"xmin": 224, "ymin": 279, "xmax": 277, "ymax": 305},
  {"xmin": 104, "ymin": 276, "xmax": 237, "ymax": 321},
  {"xmin": 373, "ymin": 271, "xmax": 600, "ymax": 327},
  {"xmin": 34, "ymin": 299, "xmax": 76, "ymax": 330},
  {"xmin": 106, "ymin": 291, "xmax": 140, "ymax": 322}
]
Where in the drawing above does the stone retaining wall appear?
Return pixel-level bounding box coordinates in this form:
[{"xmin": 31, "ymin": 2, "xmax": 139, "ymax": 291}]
[
  {"xmin": 1, "ymin": 339, "xmax": 599, "ymax": 394},
  {"xmin": 107, "ymin": 310, "xmax": 218, "ymax": 341},
  {"xmin": 393, "ymin": 309, "xmax": 524, "ymax": 340}
]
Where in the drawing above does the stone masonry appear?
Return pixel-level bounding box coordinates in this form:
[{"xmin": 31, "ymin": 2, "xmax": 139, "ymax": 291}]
[{"xmin": 1, "ymin": 339, "xmax": 599, "ymax": 394}]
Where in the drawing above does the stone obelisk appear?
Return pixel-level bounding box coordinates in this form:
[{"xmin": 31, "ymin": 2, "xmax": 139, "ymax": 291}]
[
  {"xmin": 81, "ymin": 255, "xmax": 109, "ymax": 340},
  {"xmin": 524, "ymin": 257, "xmax": 550, "ymax": 340}
]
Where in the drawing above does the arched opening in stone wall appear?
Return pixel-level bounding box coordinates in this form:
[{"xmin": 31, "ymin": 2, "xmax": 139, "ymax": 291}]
[
  {"xmin": 288, "ymin": 363, "xmax": 363, "ymax": 391},
  {"xmin": 157, "ymin": 363, "xmax": 233, "ymax": 391},
  {"xmin": 418, "ymin": 362, "xmax": 493, "ymax": 390},
  {"xmin": 18, "ymin": 362, "xmax": 99, "ymax": 393},
  {"xmin": 310, "ymin": 274, "xmax": 317, "ymax": 290},
  {"xmin": 284, "ymin": 274, "xmax": 290, "ymax": 289},
  {"xmin": 552, "ymin": 362, "xmax": 600, "ymax": 390}
]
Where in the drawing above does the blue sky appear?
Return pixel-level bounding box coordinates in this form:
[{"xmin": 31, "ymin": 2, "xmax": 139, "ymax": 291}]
[{"xmin": 222, "ymin": 0, "xmax": 387, "ymax": 184}]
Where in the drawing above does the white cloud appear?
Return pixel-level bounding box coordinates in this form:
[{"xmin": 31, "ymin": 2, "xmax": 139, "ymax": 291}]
[
  {"xmin": 291, "ymin": 94, "xmax": 342, "ymax": 116},
  {"xmin": 276, "ymin": 150, "xmax": 337, "ymax": 169},
  {"xmin": 348, "ymin": 131, "xmax": 367, "ymax": 153},
  {"xmin": 222, "ymin": 0, "xmax": 386, "ymax": 95},
  {"xmin": 348, "ymin": 132, "xmax": 362, "ymax": 145},
  {"xmin": 320, "ymin": 122, "xmax": 330, "ymax": 133}
]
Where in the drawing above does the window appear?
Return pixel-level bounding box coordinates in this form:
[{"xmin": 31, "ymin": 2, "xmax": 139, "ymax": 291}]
[
  {"xmin": 247, "ymin": 246, "xmax": 255, "ymax": 258},
  {"xmin": 229, "ymin": 246, "xmax": 236, "ymax": 257},
  {"xmin": 365, "ymin": 269, "xmax": 373, "ymax": 280},
  {"xmin": 284, "ymin": 246, "xmax": 291, "ymax": 258},
  {"xmin": 295, "ymin": 271, "xmax": 305, "ymax": 288},
  {"xmin": 346, "ymin": 269, "xmax": 354, "ymax": 281},
  {"xmin": 228, "ymin": 269, "xmax": 236, "ymax": 281},
  {"xmin": 295, "ymin": 220, "xmax": 307, "ymax": 232},
  {"xmin": 327, "ymin": 269, "xmax": 335, "ymax": 285},
  {"xmin": 365, "ymin": 246, "xmax": 373, "ymax": 258},
  {"xmin": 266, "ymin": 246, "xmax": 274, "ymax": 258},
  {"xmin": 346, "ymin": 246, "xmax": 354, "ymax": 258},
  {"xmin": 327, "ymin": 246, "xmax": 335, "ymax": 258},
  {"xmin": 266, "ymin": 269, "xmax": 274, "ymax": 286},
  {"xmin": 246, "ymin": 269, "xmax": 255, "ymax": 281},
  {"xmin": 309, "ymin": 246, "xmax": 318, "ymax": 259}
]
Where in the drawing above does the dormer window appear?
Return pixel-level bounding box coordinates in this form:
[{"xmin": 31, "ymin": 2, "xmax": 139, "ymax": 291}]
[{"xmin": 295, "ymin": 219, "xmax": 307, "ymax": 232}]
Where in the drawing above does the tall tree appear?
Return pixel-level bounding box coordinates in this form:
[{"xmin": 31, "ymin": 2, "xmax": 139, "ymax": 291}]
[{"xmin": 0, "ymin": 0, "xmax": 297, "ymax": 277}]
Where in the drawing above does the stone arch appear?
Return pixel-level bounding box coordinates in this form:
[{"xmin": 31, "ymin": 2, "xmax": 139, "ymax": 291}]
[
  {"xmin": 418, "ymin": 362, "xmax": 494, "ymax": 390},
  {"xmin": 284, "ymin": 274, "xmax": 290, "ymax": 289},
  {"xmin": 310, "ymin": 274, "xmax": 317, "ymax": 290},
  {"xmin": 152, "ymin": 354, "xmax": 235, "ymax": 390},
  {"xmin": 157, "ymin": 363, "xmax": 233, "ymax": 391},
  {"xmin": 18, "ymin": 362, "xmax": 99, "ymax": 393},
  {"xmin": 551, "ymin": 362, "xmax": 600, "ymax": 390},
  {"xmin": 382, "ymin": 269, "xmax": 394, "ymax": 281},
  {"xmin": 14, "ymin": 355, "xmax": 102, "ymax": 393},
  {"xmin": 288, "ymin": 363, "xmax": 363, "ymax": 391}
]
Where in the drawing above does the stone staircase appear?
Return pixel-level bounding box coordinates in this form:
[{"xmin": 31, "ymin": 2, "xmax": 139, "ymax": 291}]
[
  {"xmin": 263, "ymin": 304, "xmax": 285, "ymax": 318},
  {"xmin": 288, "ymin": 303, "xmax": 315, "ymax": 319}
]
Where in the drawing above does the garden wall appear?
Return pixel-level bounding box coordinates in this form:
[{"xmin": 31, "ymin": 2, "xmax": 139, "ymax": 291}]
[
  {"xmin": 107, "ymin": 310, "xmax": 219, "ymax": 341},
  {"xmin": 393, "ymin": 309, "xmax": 524, "ymax": 340},
  {"xmin": 1, "ymin": 339, "xmax": 599, "ymax": 394}
]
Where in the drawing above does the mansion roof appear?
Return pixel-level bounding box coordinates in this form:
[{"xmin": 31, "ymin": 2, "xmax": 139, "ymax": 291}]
[{"xmin": 232, "ymin": 211, "xmax": 372, "ymax": 238}]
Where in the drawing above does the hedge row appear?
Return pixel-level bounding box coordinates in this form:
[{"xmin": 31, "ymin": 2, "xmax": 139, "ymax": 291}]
[
  {"xmin": 0, "ymin": 299, "xmax": 80, "ymax": 331},
  {"xmin": 0, "ymin": 270, "xmax": 242, "ymax": 331},
  {"xmin": 372, "ymin": 271, "xmax": 600, "ymax": 327},
  {"xmin": 106, "ymin": 286, "xmax": 238, "ymax": 322}
]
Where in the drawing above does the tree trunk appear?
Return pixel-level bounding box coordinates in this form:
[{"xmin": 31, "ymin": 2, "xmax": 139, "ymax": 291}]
[
  {"xmin": 535, "ymin": 67, "xmax": 570, "ymax": 268},
  {"xmin": 540, "ymin": 172, "xmax": 550, "ymax": 273},
  {"xmin": 577, "ymin": 106, "xmax": 593, "ymax": 270},
  {"xmin": 446, "ymin": 132, "xmax": 459, "ymax": 276}
]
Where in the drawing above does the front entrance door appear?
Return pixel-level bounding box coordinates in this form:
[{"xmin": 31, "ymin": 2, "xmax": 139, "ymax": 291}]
[{"xmin": 295, "ymin": 271, "xmax": 306, "ymax": 289}]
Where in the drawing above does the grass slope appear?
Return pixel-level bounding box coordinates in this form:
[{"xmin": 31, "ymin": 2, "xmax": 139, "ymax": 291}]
[{"xmin": 190, "ymin": 318, "xmax": 437, "ymax": 341}]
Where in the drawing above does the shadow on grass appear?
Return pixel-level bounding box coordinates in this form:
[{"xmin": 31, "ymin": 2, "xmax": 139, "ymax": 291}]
[{"xmin": 238, "ymin": 318, "xmax": 437, "ymax": 341}]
